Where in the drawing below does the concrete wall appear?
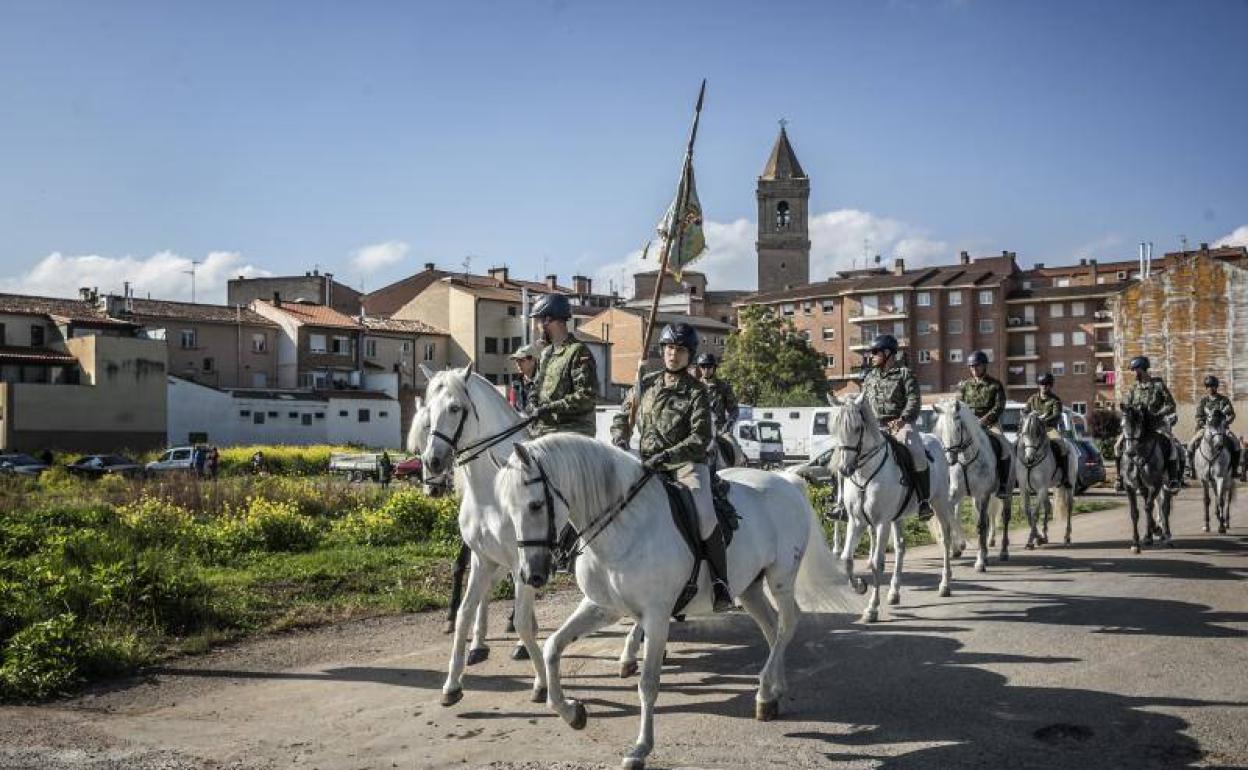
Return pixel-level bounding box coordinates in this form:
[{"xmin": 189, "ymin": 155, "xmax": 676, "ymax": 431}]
[
  {"xmin": 228, "ymin": 275, "xmax": 362, "ymax": 316},
  {"xmin": 147, "ymin": 320, "xmax": 277, "ymax": 389},
  {"xmin": 0, "ymin": 336, "xmax": 167, "ymax": 452},
  {"xmin": 0, "ymin": 313, "xmax": 62, "ymax": 347},
  {"xmin": 326, "ymin": 397, "xmax": 401, "ymax": 448}
]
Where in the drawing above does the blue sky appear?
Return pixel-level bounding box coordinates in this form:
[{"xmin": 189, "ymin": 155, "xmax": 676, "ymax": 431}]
[{"xmin": 1, "ymin": 0, "xmax": 1245, "ymax": 302}]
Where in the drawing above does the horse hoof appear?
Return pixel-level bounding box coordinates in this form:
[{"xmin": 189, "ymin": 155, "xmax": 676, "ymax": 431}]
[
  {"xmin": 756, "ymin": 699, "xmax": 780, "ymax": 721},
  {"xmin": 1064, "ymin": 536, "xmax": 1071, "ymax": 545},
  {"xmin": 887, "ymin": 592, "xmax": 901, "ymax": 606},
  {"xmin": 1037, "ymin": 536, "xmax": 1048, "ymax": 545},
  {"xmin": 952, "ymin": 548, "xmax": 964, "ymax": 559},
  {"xmin": 1000, "ymin": 551, "xmax": 1010, "ymax": 562},
  {"xmin": 1131, "ymin": 545, "xmax": 1141, "ymax": 554},
  {"xmin": 1025, "ymin": 542, "xmax": 1034, "ymax": 551},
  {"xmin": 622, "ymin": 754, "xmax": 646, "ymax": 770},
  {"xmin": 567, "ymin": 701, "xmax": 588, "ymax": 730},
  {"xmin": 988, "ymin": 538, "xmax": 996, "ymax": 548},
  {"xmin": 1203, "ymin": 525, "xmax": 1210, "ymax": 533},
  {"xmin": 852, "ymin": 579, "xmax": 868, "ymax": 595},
  {"xmin": 531, "ymin": 685, "xmax": 547, "ymax": 704},
  {"xmin": 619, "ymin": 660, "xmax": 638, "ymax": 678},
  {"xmin": 442, "ymin": 619, "xmax": 455, "ymax": 634},
  {"xmin": 975, "ymin": 563, "xmax": 987, "ymax": 574},
  {"xmin": 1166, "ymin": 540, "xmax": 1175, "ymax": 549},
  {"xmin": 440, "ymin": 688, "xmax": 463, "ymax": 707},
  {"xmin": 466, "ymin": 647, "xmax": 490, "ymax": 666},
  {"xmin": 1219, "ymin": 526, "xmax": 1227, "ymax": 534},
  {"xmin": 511, "ymin": 645, "xmax": 530, "ymax": 661},
  {"xmin": 938, "ymin": 585, "xmax": 951, "ymax": 598},
  {"xmin": 860, "ymin": 610, "xmax": 878, "ymax": 624}
]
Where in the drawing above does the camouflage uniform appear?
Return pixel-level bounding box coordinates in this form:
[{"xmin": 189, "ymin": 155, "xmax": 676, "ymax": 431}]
[
  {"xmin": 862, "ymin": 365, "xmax": 928, "ymax": 473},
  {"xmin": 958, "ymin": 374, "xmax": 1011, "ymax": 492},
  {"xmin": 611, "ymin": 370, "xmax": 717, "ymax": 537},
  {"xmin": 512, "ymin": 376, "xmax": 536, "ymax": 416},
  {"xmin": 1026, "ymin": 390, "xmax": 1071, "ymax": 486},
  {"xmin": 1187, "ymin": 392, "xmax": 1242, "ymax": 479},
  {"xmin": 530, "ymin": 333, "xmax": 598, "ymax": 437},
  {"xmin": 703, "ymin": 376, "xmax": 743, "ymax": 468}
]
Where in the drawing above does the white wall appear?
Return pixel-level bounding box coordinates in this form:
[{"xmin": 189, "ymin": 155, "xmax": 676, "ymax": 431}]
[{"xmin": 327, "ymin": 397, "xmax": 401, "ymax": 449}]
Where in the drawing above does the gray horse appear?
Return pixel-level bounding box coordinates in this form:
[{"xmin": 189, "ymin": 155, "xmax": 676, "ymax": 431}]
[
  {"xmin": 1119, "ymin": 403, "xmax": 1174, "ymax": 552},
  {"xmin": 1193, "ymin": 410, "xmax": 1237, "ymax": 534}
]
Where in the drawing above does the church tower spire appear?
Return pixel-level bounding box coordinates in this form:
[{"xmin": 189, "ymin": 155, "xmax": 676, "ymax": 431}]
[{"xmin": 756, "ymin": 122, "xmax": 811, "ymax": 293}]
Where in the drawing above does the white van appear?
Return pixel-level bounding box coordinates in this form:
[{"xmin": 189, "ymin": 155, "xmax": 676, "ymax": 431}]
[{"xmin": 734, "ymin": 420, "xmax": 785, "ymax": 467}]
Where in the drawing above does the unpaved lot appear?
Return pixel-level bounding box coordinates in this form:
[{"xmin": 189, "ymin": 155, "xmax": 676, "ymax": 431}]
[{"xmin": 2, "ymin": 492, "xmax": 1246, "ymax": 769}]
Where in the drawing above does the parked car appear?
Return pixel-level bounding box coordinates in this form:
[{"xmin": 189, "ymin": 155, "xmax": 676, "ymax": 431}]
[
  {"xmin": 393, "ymin": 455, "xmax": 423, "ymax": 482},
  {"xmin": 0, "ymin": 453, "xmax": 50, "ymax": 477},
  {"xmin": 1073, "ymin": 438, "xmax": 1106, "ymax": 494},
  {"xmin": 329, "ymin": 452, "xmax": 380, "ymax": 483},
  {"xmin": 66, "ymin": 454, "xmax": 143, "ymax": 479},
  {"xmin": 146, "ymin": 446, "xmax": 197, "ymax": 474}
]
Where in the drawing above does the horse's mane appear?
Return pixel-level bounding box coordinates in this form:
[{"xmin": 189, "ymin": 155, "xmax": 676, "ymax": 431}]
[
  {"xmin": 1019, "ymin": 409, "xmax": 1048, "ymax": 444},
  {"xmin": 933, "ymin": 399, "xmax": 991, "ymax": 449},
  {"xmin": 496, "ymin": 434, "xmax": 649, "ymax": 528},
  {"xmin": 829, "ymin": 393, "xmax": 880, "ymax": 443}
]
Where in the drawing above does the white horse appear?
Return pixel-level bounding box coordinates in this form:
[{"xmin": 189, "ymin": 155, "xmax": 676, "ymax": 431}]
[
  {"xmin": 495, "ymin": 434, "xmax": 852, "ymax": 770},
  {"xmin": 417, "ymin": 365, "xmax": 547, "ymax": 707},
  {"xmin": 1015, "ymin": 410, "xmax": 1078, "ymax": 549},
  {"xmin": 1193, "ymin": 410, "xmax": 1237, "ymax": 534},
  {"xmin": 824, "ymin": 394, "xmax": 956, "ymax": 618},
  {"xmin": 931, "ymin": 400, "xmax": 1007, "ymax": 573}
]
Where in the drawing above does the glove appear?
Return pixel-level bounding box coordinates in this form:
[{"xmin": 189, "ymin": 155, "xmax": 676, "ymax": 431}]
[
  {"xmin": 643, "ymin": 452, "xmax": 669, "ymax": 471},
  {"xmin": 533, "ymin": 404, "xmax": 552, "ymax": 419},
  {"xmin": 612, "ymin": 437, "xmax": 629, "ymax": 450}
]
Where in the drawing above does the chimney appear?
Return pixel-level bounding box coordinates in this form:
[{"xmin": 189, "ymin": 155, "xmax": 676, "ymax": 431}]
[
  {"xmin": 1035, "ymin": 262, "xmax": 1045, "ymax": 269},
  {"xmin": 1200, "ymin": 242, "xmax": 1209, "ymax": 252},
  {"xmin": 424, "ymin": 262, "xmax": 435, "ymax": 272},
  {"xmin": 959, "ymin": 250, "xmax": 970, "ymax": 265},
  {"xmin": 1079, "ymin": 258, "xmax": 1087, "ymax": 266},
  {"xmin": 79, "ymin": 287, "xmax": 94, "ymax": 302},
  {"xmin": 572, "ymin": 274, "xmax": 592, "ymax": 294},
  {"xmin": 1090, "ymin": 259, "xmax": 1098, "ymax": 283},
  {"xmin": 488, "ymin": 266, "xmax": 509, "ymax": 284},
  {"xmin": 324, "ymin": 272, "xmax": 333, "ymax": 307},
  {"xmin": 545, "ymin": 274, "xmax": 558, "ymax": 290},
  {"xmin": 892, "ymin": 258, "xmax": 905, "ymax": 276},
  {"xmin": 273, "ymin": 291, "xmax": 282, "ymax": 307},
  {"xmin": 238, "ymin": 274, "xmax": 245, "ymax": 280}
]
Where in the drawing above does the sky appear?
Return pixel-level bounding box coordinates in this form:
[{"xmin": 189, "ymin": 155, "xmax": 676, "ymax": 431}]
[{"xmin": 1, "ymin": 0, "xmax": 1246, "ymax": 304}]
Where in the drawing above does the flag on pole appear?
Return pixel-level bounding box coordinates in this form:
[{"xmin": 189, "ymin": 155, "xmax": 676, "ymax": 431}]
[{"xmin": 654, "ymin": 164, "xmax": 706, "ymax": 281}]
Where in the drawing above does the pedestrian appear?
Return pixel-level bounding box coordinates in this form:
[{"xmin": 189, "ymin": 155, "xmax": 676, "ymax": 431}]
[
  {"xmin": 379, "ymin": 450, "xmax": 393, "ymax": 490},
  {"xmin": 192, "ymin": 445, "xmax": 207, "ymax": 478},
  {"xmin": 207, "ymin": 446, "xmax": 220, "ymax": 480},
  {"xmin": 251, "ymin": 449, "xmax": 265, "ymax": 476}
]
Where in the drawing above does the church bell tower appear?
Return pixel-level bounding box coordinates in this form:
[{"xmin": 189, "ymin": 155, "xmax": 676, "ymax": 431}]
[{"xmin": 756, "ymin": 123, "xmax": 811, "ymax": 293}]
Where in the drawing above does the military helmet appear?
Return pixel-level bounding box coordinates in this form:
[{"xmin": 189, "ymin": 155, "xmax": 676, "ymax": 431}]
[
  {"xmin": 696, "ymin": 352, "xmax": 718, "ymax": 368},
  {"xmin": 1204, "ymin": 375, "xmax": 1219, "ymax": 388},
  {"xmin": 529, "ymin": 293, "xmax": 572, "ymax": 320},
  {"xmin": 509, "ymin": 344, "xmax": 538, "ymax": 360},
  {"xmin": 659, "ymin": 322, "xmax": 699, "ymax": 353},
  {"xmin": 1129, "ymin": 356, "xmax": 1151, "ymax": 372},
  {"xmin": 868, "ymin": 334, "xmax": 899, "ymax": 354},
  {"xmin": 967, "ymin": 350, "xmax": 989, "ymax": 367},
  {"xmin": 1037, "ymin": 372, "xmax": 1055, "ymax": 386}
]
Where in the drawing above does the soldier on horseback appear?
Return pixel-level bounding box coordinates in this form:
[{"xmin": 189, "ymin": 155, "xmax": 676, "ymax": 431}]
[
  {"xmin": 529, "ymin": 293, "xmax": 599, "ymax": 438},
  {"xmin": 861, "ymin": 334, "xmax": 934, "ymax": 519},
  {"xmin": 956, "ymin": 350, "xmax": 1012, "ymax": 499},
  {"xmin": 1187, "ymin": 375, "xmax": 1244, "ymax": 482},
  {"xmin": 1025, "ymin": 372, "xmax": 1072, "ymax": 489},
  {"xmin": 611, "ymin": 322, "xmax": 734, "ymax": 612},
  {"xmin": 1115, "ymin": 356, "xmax": 1182, "ymax": 492}
]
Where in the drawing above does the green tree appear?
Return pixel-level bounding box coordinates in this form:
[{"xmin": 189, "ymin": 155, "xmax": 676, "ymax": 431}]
[{"xmin": 719, "ymin": 305, "xmax": 828, "ymax": 406}]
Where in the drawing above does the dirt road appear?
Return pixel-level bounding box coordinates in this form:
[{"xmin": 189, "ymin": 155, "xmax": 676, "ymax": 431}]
[{"xmin": 2, "ymin": 492, "xmax": 1245, "ymax": 769}]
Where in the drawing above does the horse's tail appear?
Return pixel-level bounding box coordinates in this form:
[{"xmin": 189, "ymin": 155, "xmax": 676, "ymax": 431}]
[{"xmin": 783, "ymin": 473, "xmax": 858, "ymax": 614}]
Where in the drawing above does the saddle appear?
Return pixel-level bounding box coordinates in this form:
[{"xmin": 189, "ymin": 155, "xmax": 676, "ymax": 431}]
[
  {"xmin": 662, "ymin": 477, "xmax": 735, "ymax": 619},
  {"xmin": 714, "ymin": 435, "xmax": 736, "ymax": 466}
]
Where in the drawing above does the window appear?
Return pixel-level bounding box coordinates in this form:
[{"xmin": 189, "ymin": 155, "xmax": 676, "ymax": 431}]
[
  {"xmin": 1071, "ymin": 301, "xmax": 1086, "ymax": 316},
  {"xmin": 949, "ymin": 349, "xmax": 964, "ymax": 363},
  {"xmin": 948, "ymin": 291, "xmax": 963, "ymax": 306},
  {"xmin": 918, "ymin": 349, "xmax": 932, "ymax": 363},
  {"xmin": 1049, "ymin": 303, "xmax": 1064, "ymax": 318},
  {"xmin": 822, "ymin": 328, "xmax": 836, "ymax": 341},
  {"xmin": 331, "ymin": 336, "xmax": 350, "ymax": 354},
  {"xmin": 423, "ymin": 343, "xmax": 436, "ymax": 362},
  {"xmin": 286, "ymin": 411, "xmax": 297, "ymax": 418},
  {"xmin": 947, "ymin": 319, "xmax": 963, "ymax": 334},
  {"xmin": 1050, "ymin": 332, "xmax": 1065, "ymax": 347},
  {"xmin": 1056, "ymin": 278, "xmax": 1071, "ymax": 288},
  {"xmin": 239, "ymin": 409, "xmax": 251, "ymax": 417},
  {"xmin": 507, "ymin": 306, "xmax": 517, "ymax": 317},
  {"xmin": 1023, "ymin": 305, "xmax": 1036, "ymax": 324},
  {"xmin": 267, "ymin": 411, "xmax": 277, "ymax": 417},
  {"xmin": 253, "ymin": 412, "xmax": 265, "ymax": 425},
  {"xmin": 1072, "ymin": 330, "xmax": 1087, "ymax": 346},
  {"xmin": 889, "ymin": 293, "xmax": 906, "ymax": 313},
  {"xmin": 860, "ymin": 295, "xmax": 879, "ymax": 316},
  {"xmin": 339, "ymin": 410, "xmax": 348, "ymax": 417},
  {"xmin": 917, "ymin": 320, "xmax": 932, "ymax": 336},
  {"xmin": 180, "ymin": 329, "xmax": 197, "ymax": 349},
  {"xmin": 501, "ymin": 337, "xmax": 513, "ymax": 355},
  {"xmin": 379, "ymin": 411, "xmax": 389, "ymax": 418},
  {"xmin": 252, "ymin": 333, "xmax": 267, "ymax": 352},
  {"xmin": 1022, "ymin": 280, "xmax": 1033, "ymax": 290},
  {"xmin": 978, "ymin": 290, "xmax": 993, "ymax": 305},
  {"xmin": 813, "ymin": 413, "xmax": 829, "ymax": 435},
  {"xmin": 202, "ymin": 357, "xmax": 214, "ymax": 372},
  {"xmin": 365, "ymin": 338, "xmax": 377, "ymax": 357},
  {"xmin": 1073, "ymin": 361, "xmax": 1088, "ymax": 375},
  {"xmin": 484, "ymin": 337, "xmax": 498, "ymax": 354},
  {"xmin": 1071, "ymin": 401, "xmax": 1088, "ymax": 416},
  {"xmin": 301, "ymin": 414, "xmax": 313, "ymax": 426},
  {"xmin": 916, "ymin": 292, "xmax": 931, "ymax": 307},
  {"xmin": 315, "ymin": 412, "xmax": 325, "ymax": 419},
  {"xmin": 780, "ymin": 303, "xmax": 794, "ymax": 317},
  {"xmin": 823, "ymin": 354, "xmax": 836, "ymax": 367},
  {"xmin": 1116, "ymin": 270, "xmax": 1128, "ymax": 280},
  {"xmin": 776, "ymin": 201, "xmax": 791, "ymax": 228},
  {"xmin": 0, "ymin": 323, "xmax": 5, "ymax": 344},
  {"xmin": 309, "ymin": 334, "xmax": 327, "ymax": 353},
  {"xmin": 979, "ymin": 319, "xmax": 994, "ymax": 334},
  {"xmin": 802, "ymin": 300, "xmax": 813, "ymax": 314},
  {"xmin": 821, "ymin": 299, "xmax": 835, "ymax": 313},
  {"xmin": 511, "ymin": 336, "xmax": 522, "ymax": 352},
  {"xmin": 400, "ymin": 340, "xmax": 411, "ymax": 355},
  {"xmin": 30, "ymin": 324, "xmax": 44, "ymax": 346},
  {"xmin": 1052, "ymin": 361, "xmax": 1066, "ymax": 377}
]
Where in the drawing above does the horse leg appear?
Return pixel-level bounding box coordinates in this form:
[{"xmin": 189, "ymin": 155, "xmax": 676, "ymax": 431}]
[
  {"xmin": 623, "ymin": 613, "xmax": 670, "ymax": 770},
  {"xmin": 737, "ymin": 577, "xmax": 778, "ymax": 647},
  {"xmin": 543, "ymin": 597, "xmax": 619, "ymax": 731},
  {"xmin": 975, "ymin": 495, "xmax": 990, "ymax": 573},
  {"xmin": 887, "ymin": 520, "xmax": 905, "ymax": 606},
  {"xmin": 932, "ymin": 502, "xmax": 954, "ymax": 597},
  {"xmin": 444, "ymin": 542, "xmax": 471, "ymax": 634},
  {"xmin": 1202, "ymin": 481, "xmax": 1212, "ymax": 532},
  {"xmin": 442, "ymin": 551, "xmax": 493, "ymax": 705},
  {"xmin": 842, "ymin": 514, "xmax": 867, "ymax": 595},
  {"xmin": 511, "ymin": 583, "xmax": 547, "ymax": 701},
  {"xmin": 466, "ymin": 567, "xmax": 500, "ymax": 666},
  {"xmin": 1022, "ymin": 481, "xmax": 1038, "ymax": 551},
  {"xmin": 1127, "ymin": 491, "xmax": 1142, "ymax": 554},
  {"xmin": 1161, "ymin": 489, "xmax": 1175, "ymax": 546},
  {"xmin": 1038, "ymin": 487, "xmax": 1051, "ymax": 546},
  {"xmin": 1063, "ymin": 484, "xmax": 1073, "ymax": 545},
  {"xmin": 755, "ymin": 578, "xmax": 800, "ymax": 722},
  {"xmin": 618, "ymin": 622, "xmax": 644, "ymax": 678},
  {"xmin": 1142, "ymin": 493, "xmax": 1156, "ymax": 547},
  {"xmin": 861, "ymin": 523, "xmax": 886, "ymax": 623},
  {"xmin": 999, "ymin": 494, "xmax": 1012, "ymax": 563}
]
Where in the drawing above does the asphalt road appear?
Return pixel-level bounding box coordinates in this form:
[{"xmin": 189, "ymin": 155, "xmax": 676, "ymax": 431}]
[{"xmin": 2, "ymin": 490, "xmax": 1245, "ymax": 770}]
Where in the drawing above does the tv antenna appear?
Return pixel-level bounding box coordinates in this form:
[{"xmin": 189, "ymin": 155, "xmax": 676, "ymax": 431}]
[{"xmin": 183, "ymin": 260, "xmax": 202, "ymax": 303}]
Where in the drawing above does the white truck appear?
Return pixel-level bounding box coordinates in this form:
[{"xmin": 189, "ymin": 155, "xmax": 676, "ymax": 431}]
[{"xmin": 594, "ymin": 405, "xmax": 785, "ymax": 469}]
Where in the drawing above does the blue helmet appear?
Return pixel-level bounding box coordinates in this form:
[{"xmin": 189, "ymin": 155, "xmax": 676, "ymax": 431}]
[
  {"xmin": 967, "ymin": 350, "xmax": 989, "ymax": 367},
  {"xmin": 659, "ymin": 322, "xmax": 699, "ymax": 354},
  {"xmin": 868, "ymin": 334, "xmax": 899, "ymax": 354},
  {"xmin": 1129, "ymin": 356, "xmax": 1150, "ymax": 372},
  {"xmin": 530, "ymin": 293, "xmax": 572, "ymax": 320}
]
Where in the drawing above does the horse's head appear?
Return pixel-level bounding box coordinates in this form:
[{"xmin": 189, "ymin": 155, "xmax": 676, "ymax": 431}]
[
  {"xmin": 421, "ymin": 364, "xmax": 479, "ymax": 476},
  {"xmin": 407, "ymin": 404, "xmax": 452, "ymax": 497},
  {"xmin": 931, "ymin": 399, "xmax": 966, "ymax": 460},
  {"xmin": 1205, "ymin": 410, "xmax": 1228, "ymax": 450},
  {"xmin": 1119, "ymin": 403, "xmax": 1148, "ymax": 457},
  {"xmin": 826, "ymin": 392, "xmax": 875, "ymax": 477},
  {"xmin": 1018, "ymin": 407, "xmax": 1046, "ymax": 447},
  {"xmin": 496, "ymin": 442, "xmax": 568, "ymax": 588}
]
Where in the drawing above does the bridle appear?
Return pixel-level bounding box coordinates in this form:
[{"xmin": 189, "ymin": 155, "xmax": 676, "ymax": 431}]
[
  {"xmin": 429, "ymin": 384, "xmax": 537, "ymax": 468},
  {"xmin": 831, "ymin": 408, "xmax": 888, "ymax": 491},
  {"xmin": 1120, "ymin": 406, "xmax": 1164, "ymax": 490},
  {"xmin": 943, "ymin": 410, "xmax": 981, "ymax": 491}
]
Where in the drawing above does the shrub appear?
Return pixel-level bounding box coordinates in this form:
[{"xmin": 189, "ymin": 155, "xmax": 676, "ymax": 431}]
[
  {"xmin": 215, "ymin": 445, "xmax": 354, "ymax": 477},
  {"xmin": 0, "ymin": 614, "xmax": 87, "ymax": 701},
  {"xmin": 332, "ymin": 489, "xmax": 459, "ymax": 548},
  {"xmin": 117, "ymin": 496, "xmax": 203, "ymax": 552},
  {"xmin": 216, "ymin": 498, "xmax": 324, "ymax": 555}
]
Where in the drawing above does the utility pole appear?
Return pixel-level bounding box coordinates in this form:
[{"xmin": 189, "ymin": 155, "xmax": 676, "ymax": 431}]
[{"xmin": 183, "ymin": 260, "xmax": 202, "ymax": 303}]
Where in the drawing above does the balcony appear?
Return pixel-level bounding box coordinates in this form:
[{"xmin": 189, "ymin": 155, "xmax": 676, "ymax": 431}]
[
  {"xmin": 849, "ymin": 336, "xmax": 910, "ymax": 352},
  {"xmin": 1092, "ymin": 309, "xmax": 1114, "ymax": 328},
  {"xmin": 847, "ymin": 305, "xmax": 908, "ymax": 324},
  {"xmin": 1006, "ymin": 346, "xmax": 1039, "ymax": 361},
  {"xmin": 1006, "ymin": 316, "xmax": 1038, "ymax": 333},
  {"xmin": 1094, "ymin": 341, "xmax": 1114, "ymax": 358}
]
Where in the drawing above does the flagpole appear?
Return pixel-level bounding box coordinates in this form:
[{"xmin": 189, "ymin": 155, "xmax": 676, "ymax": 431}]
[{"xmin": 636, "ymin": 79, "xmax": 707, "ymax": 389}]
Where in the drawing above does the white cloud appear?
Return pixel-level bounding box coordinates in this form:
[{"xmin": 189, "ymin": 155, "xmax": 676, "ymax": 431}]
[
  {"xmin": 593, "ymin": 208, "xmax": 950, "ymax": 298},
  {"xmin": 1214, "ymin": 225, "xmax": 1248, "ymax": 248},
  {"xmin": 351, "ymin": 240, "xmax": 409, "ymax": 273},
  {"xmin": 0, "ymin": 250, "xmax": 271, "ymax": 304}
]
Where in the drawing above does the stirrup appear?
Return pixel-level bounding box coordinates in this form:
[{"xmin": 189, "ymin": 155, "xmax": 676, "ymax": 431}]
[
  {"xmin": 916, "ymin": 499, "xmax": 934, "ymax": 521},
  {"xmin": 711, "ymin": 580, "xmax": 735, "ymax": 612}
]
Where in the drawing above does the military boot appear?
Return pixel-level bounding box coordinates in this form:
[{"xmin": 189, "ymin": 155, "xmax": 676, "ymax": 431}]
[
  {"xmin": 1187, "ymin": 447, "xmax": 1198, "ymax": 479},
  {"xmin": 916, "ymin": 468, "xmax": 934, "ymax": 520},
  {"xmin": 1115, "ymin": 457, "xmax": 1125, "ymax": 492},
  {"xmin": 1164, "ymin": 454, "xmax": 1181, "ymax": 492},
  {"xmin": 712, "ymin": 474, "xmax": 738, "ymax": 529},
  {"xmin": 996, "ymin": 454, "xmax": 1013, "ymax": 500},
  {"xmin": 702, "ymin": 526, "xmax": 734, "ymax": 612}
]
